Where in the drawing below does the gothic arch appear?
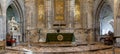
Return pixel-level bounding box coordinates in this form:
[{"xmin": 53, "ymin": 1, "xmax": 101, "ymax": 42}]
[
  {"xmin": 94, "ymin": 0, "xmax": 113, "ymax": 41},
  {"xmin": 6, "ymin": 0, "xmax": 25, "ymax": 41},
  {"xmin": 7, "ymin": 0, "xmax": 23, "ymax": 20}
]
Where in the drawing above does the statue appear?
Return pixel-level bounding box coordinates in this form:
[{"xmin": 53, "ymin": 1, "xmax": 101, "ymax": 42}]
[
  {"xmin": 7, "ymin": 17, "xmax": 22, "ymax": 45},
  {"xmin": 8, "ymin": 17, "xmax": 20, "ymax": 33}
]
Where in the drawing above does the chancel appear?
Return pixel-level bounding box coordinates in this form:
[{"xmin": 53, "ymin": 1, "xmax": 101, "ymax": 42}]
[{"xmin": 1, "ymin": 0, "xmax": 120, "ymax": 54}]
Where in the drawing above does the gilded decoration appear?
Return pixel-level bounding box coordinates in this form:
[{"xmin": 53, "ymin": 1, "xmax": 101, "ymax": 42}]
[
  {"xmin": 37, "ymin": 0, "xmax": 44, "ymax": 21},
  {"xmin": 57, "ymin": 35, "xmax": 63, "ymax": 41},
  {"xmin": 54, "ymin": 0, "xmax": 64, "ymax": 21},
  {"xmin": 75, "ymin": 0, "xmax": 81, "ymax": 22}
]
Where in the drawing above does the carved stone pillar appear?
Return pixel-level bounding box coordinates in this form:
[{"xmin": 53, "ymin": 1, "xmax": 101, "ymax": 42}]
[
  {"xmin": 25, "ymin": 0, "xmax": 37, "ymax": 42},
  {"xmin": 69, "ymin": 0, "xmax": 75, "ymax": 29},
  {"xmin": 86, "ymin": 0, "xmax": 94, "ymax": 43},
  {"xmin": 80, "ymin": 0, "xmax": 87, "ymax": 28},
  {"xmin": 114, "ymin": 0, "xmax": 120, "ymax": 36},
  {"xmin": 45, "ymin": 0, "xmax": 53, "ymax": 29}
]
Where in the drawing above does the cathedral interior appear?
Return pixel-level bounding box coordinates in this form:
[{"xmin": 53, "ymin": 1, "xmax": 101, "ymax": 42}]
[{"xmin": 0, "ymin": 0, "xmax": 120, "ymax": 54}]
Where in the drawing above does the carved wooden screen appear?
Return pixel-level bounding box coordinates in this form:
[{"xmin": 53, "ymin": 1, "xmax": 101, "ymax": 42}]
[{"xmin": 54, "ymin": 0, "xmax": 64, "ymax": 21}]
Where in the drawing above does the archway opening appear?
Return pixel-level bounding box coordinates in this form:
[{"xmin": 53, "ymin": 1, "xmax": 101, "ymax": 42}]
[
  {"xmin": 100, "ymin": 4, "xmax": 114, "ymax": 35},
  {"xmin": 6, "ymin": 4, "xmax": 20, "ymax": 33},
  {"xmin": 94, "ymin": 1, "xmax": 114, "ymax": 42},
  {"xmin": 6, "ymin": 3, "xmax": 22, "ymax": 46}
]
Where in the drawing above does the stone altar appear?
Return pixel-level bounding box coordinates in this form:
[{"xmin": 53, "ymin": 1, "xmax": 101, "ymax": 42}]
[{"xmin": 46, "ymin": 33, "xmax": 75, "ymax": 43}]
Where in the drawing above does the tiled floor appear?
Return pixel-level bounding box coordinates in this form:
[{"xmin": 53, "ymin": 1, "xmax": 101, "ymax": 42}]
[
  {"xmin": 4, "ymin": 49, "xmax": 117, "ymax": 54},
  {"xmin": 3, "ymin": 43, "xmax": 120, "ymax": 54}
]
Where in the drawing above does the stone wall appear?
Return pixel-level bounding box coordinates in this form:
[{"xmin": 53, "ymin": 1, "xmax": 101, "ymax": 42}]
[
  {"xmin": 0, "ymin": 0, "xmax": 117, "ymax": 44},
  {"xmin": 93, "ymin": 0, "xmax": 114, "ymax": 41},
  {"xmin": 23, "ymin": 0, "xmax": 95, "ymax": 43},
  {"xmin": 1, "ymin": 0, "xmax": 115, "ymax": 43},
  {"xmin": 0, "ymin": 0, "xmax": 25, "ymax": 41}
]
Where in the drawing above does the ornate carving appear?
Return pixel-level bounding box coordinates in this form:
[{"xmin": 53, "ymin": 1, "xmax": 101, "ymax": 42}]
[
  {"xmin": 8, "ymin": 17, "xmax": 20, "ymax": 33},
  {"xmin": 57, "ymin": 34, "xmax": 63, "ymax": 41}
]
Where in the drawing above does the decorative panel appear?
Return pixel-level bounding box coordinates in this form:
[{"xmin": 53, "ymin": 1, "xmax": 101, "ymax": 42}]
[
  {"xmin": 37, "ymin": 0, "xmax": 45, "ymax": 21},
  {"xmin": 75, "ymin": 0, "xmax": 80, "ymax": 22},
  {"xmin": 54, "ymin": 0, "xmax": 64, "ymax": 21}
]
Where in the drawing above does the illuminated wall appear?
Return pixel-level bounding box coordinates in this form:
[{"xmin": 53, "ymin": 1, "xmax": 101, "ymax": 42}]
[
  {"xmin": 75, "ymin": 0, "xmax": 81, "ymax": 22},
  {"xmin": 37, "ymin": 0, "xmax": 45, "ymax": 21},
  {"xmin": 54, "ymin": 0, "xmax": 64, "ymax": 21},
  {"xmin": 37, "ymin": 0, "xmax": 81, "ymax": 29}
]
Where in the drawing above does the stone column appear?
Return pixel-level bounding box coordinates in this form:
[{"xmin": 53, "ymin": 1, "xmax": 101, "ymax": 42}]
[
  {"xmin": 45, "ymin": 0, "xmax": 53, "ymax": 29},
  {"xmin": 65, "ymin": 0, "xmax": 69, "ymax": 27},
  {"xmin": 25, "ymin": 0, "xmax": 37, "ymax": 42},
  {"xmin": 114, "ymin": 0, "xmax": 120, "ymax": 36},
  {"xmin": 69, "ymin": 0, "xmax": 75, "ymax": 29},
  {"xmin": 114, "ymin": 0, "xmax": 120, "ymax": 43},
  {"xmin": 25, "ymin": 0, "xmax": 37, "ymax": 29},
  {"xmin": 2, "ymin": 0, "xmax": 7, "ymax": 40},
  {"xmin": 87, "ymin": 0, "xmax": 93, "ymax": 29},
  {"xmin": 86, "ymin": 0, "xmax": 94, "ymax": 44},
  {"xmin": 80, "ymin": 0, "xmax": 88, "ymax": 28}
]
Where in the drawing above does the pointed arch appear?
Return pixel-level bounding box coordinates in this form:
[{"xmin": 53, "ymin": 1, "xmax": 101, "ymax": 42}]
[
  {"xmin": 6, "ymin": 0, "xmax": 25, "ymax": 42},
  {"xmin": 94, "ymin": 0, "xmax": 114, "ymax": 41}
]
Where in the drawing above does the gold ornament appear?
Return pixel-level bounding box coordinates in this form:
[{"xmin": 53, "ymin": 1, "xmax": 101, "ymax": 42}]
[{"xmin": 57, "ymin": 35, "xmax": 63, "ymax": 41}]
